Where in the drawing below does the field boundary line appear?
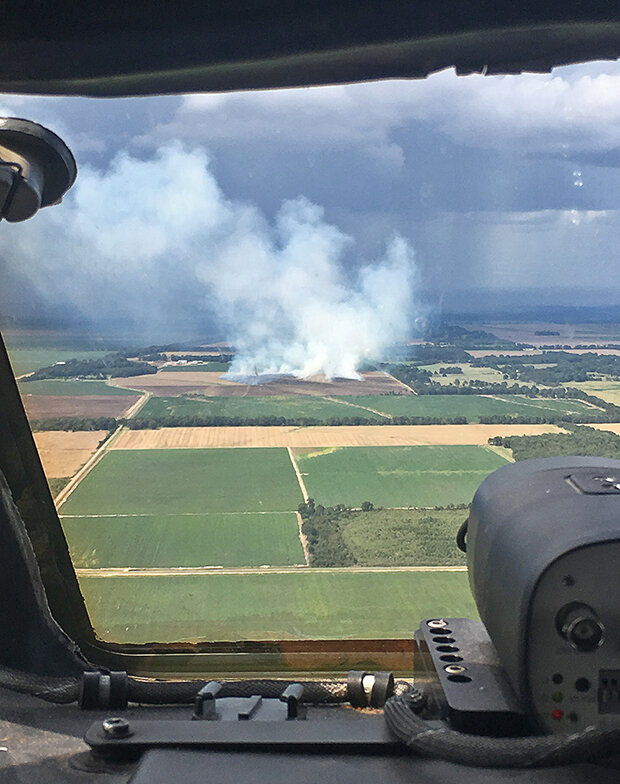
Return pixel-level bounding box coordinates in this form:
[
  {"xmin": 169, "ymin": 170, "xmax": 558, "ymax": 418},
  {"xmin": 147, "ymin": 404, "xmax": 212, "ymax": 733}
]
[
  {"xmin": 76, "ymin": 565, "xmax": 468, "ymax": 577},
  {"xmin": 296, "ymin": 511, "xmax": 310, "ymax": 566},
  {"xmin": 287, "ymin": 446, "xmax": 308, "ymax": 502},
  {"xmin": 55, "ymin": 425, "xmax": 122, "ymax": 510},
  {"xmin": 322, "ymin": 395, "xmax": 391, "ymax": 420}
]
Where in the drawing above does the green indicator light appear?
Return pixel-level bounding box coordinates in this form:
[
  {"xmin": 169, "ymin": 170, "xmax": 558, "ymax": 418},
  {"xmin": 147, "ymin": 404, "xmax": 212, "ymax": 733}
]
[{"xmin": 552, "ymin": 691, "xmax": 563, "ymax": 703}]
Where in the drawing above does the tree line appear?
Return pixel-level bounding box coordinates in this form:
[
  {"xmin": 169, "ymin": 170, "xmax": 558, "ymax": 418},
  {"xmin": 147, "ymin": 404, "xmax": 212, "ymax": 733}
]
[
  {"xmin": 489, "ymin": 424, "xmax": 620, "ymax": 461},
  {"xmin": 25, "ymin": 352, "xmax": 157, "ymax": 381}
]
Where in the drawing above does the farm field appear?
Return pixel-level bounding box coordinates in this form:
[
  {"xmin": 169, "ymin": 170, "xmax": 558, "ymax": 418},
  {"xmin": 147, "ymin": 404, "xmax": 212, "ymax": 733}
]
[
  {"xmin": 295, "ymin": 445, "xmax": 509, "ymax": 508},
  {"xmin": 111, "ymin": 424, "xmax": 565, "ymax": 450},
  {"xmin": 340, "ymin": 508, "xmax": 468, "ymax": 567},
  {"xmin": 6, "ymin": 348, "xmax": 109, "ymax": 377},
  {"xmin": 417, "ymin": 363, "xmax": 507, "ymax": 385},
  {"xmin": 462, "ymin": 322, "xmax": 620, "ymax": 347},
  {"xmin": 77, "ymin": 570, "xmax": 476, "ymax": 643},
  {"xmin": 571, "ymin": 380, "xmax": 620, "ymax": 406},
  {"xmin": 22, "ymin": 394, "xmax": 141, "ymax": 421},
  {"xmin": 164, "ymin": 361, "xmax": 231, "ymax": 372},
  {"xmin": 59, "ymin": 448, "xmax": 303, "ymax": 515},
  {"xmin": 111, "ymin": 370, "xmax": 408, "ymax": 397},
  {"xmin": 130, "ymin": 392, "xmax": 596, "ymax": 424},
  {"xmin": 61, "ymin": 512, "xmax": 305, "ymax": 568},
  {"xmin": 134, "ymin": 395, "xmax": 384, "ymax": 422},
  {"xmin": 33, "ymin": 430, "xmax": 108, "ymax": 477},
  {"xmin": 19, "ymin": 379, "xmax": 136, "ymax": 396},
  {"xmin": 356, "ymin": 394, "xmax": 598, "ymax": 420}
]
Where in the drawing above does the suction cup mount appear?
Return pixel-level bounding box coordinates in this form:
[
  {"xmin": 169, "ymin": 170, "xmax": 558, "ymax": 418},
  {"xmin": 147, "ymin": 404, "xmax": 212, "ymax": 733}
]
[{"xmin": 0, "ymin": 118, "xmax": 76, "ymax": 222}]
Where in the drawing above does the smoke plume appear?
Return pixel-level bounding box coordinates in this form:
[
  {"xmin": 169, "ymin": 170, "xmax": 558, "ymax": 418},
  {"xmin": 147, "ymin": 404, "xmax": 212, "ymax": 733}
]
[{"xmin": 0, "ymin": 144, "xmax": 416, "ymax": 378}]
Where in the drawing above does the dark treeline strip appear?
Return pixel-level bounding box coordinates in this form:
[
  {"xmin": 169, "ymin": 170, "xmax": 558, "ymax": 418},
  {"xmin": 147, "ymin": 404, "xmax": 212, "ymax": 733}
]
[
  {"xmin": 26, "ymin": 352, "xmax": 157, "ymax": 381},
  {"xmin": 125, "ymin": 415, "xmax": 469, "ymax": 429},
  {"xmin": 30, "ymin": 417, "xmax": 119, "ymax": 432},
  {"xmin": 490, "ymin": 424, "xmax": 620, "ymax": 461}
]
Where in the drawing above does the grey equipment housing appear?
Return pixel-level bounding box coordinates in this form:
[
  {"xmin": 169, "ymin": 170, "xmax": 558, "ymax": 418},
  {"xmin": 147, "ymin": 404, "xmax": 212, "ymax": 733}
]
[
  {"xmin": 0, "ymin": 118, "xmax": 77, "ymax": 222},
  {"xmin": 466, "ymin": 455, "xmax": 620, "ymax": 733}
]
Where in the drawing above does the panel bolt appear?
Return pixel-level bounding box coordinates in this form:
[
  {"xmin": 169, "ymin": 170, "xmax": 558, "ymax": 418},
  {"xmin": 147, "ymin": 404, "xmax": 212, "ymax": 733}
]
[
  {"xmin": 102, "ymin": 717, "xmax": 131, "ymax": 737},
  {"xmin": 444, "ymin": 664, "xmax": 467, "ymax": 675}
]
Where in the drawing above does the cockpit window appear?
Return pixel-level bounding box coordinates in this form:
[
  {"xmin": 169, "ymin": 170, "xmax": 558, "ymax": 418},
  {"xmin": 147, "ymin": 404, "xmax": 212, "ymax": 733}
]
[{"xmin": 2, "ymin": 63, "xmax": 620, "ymax": 663}]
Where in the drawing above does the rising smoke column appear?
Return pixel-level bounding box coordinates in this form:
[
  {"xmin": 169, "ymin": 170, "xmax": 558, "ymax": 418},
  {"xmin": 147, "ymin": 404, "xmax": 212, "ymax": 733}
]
[{"xmin": 0, "ymin": 144, "xmax": 416, "ymax": 376}]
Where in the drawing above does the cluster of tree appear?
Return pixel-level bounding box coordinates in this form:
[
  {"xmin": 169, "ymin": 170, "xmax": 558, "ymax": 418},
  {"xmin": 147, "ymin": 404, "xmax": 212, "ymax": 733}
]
[
  {"xmin": 26, "ymin": 352, "xmax": 157, "ymax": 381},
  {"xmin": 30, "ymin": 417, "xmax": 118, "ymax": 431},
  {"xmin": 489, "ymin": 424, "xmax": 620, "ymax": 461},
  {"xmin": 298, "ymin": 498, "xmax": 372, "ymax": 567},
  {"xmin": 471, "ymin": 352, "xmax": 620, "ymax": 385},
  {"xmin": 435, "ymin": 366, "xmax": 464, "ymax": 375},
  {"xmin": 534, "ymin": 330, "xmax": 560, "ymax": 336},
  {"xmin": 127, "ymin": 414, "xmax": 470, "ymax": 429},
  {"xmin": 136, "ymin": 352, "xmax": 166, "ymax": 362},
  {"xmin": 422, "ymin": 324, "xmax": 519, "ymax": 349}
]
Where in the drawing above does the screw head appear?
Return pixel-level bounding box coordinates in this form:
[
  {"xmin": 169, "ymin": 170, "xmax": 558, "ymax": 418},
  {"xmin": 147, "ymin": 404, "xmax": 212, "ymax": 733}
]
[{"xmin": 102, "ymin": 717, "xmax": 131, "ymax": 738}]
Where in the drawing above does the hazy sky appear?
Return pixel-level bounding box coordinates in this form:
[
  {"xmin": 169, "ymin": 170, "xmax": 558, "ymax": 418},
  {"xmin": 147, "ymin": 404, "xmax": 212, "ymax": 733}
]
[{"xmin": 2, "ymin": 59, "xmax": 620, "ymax": 338}]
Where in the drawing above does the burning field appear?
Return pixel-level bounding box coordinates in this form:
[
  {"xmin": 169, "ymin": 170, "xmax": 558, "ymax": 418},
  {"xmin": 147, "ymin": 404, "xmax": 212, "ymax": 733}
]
[{"xmin": 110, "ymin": 370, "xmax": 409, "ymax": 397}]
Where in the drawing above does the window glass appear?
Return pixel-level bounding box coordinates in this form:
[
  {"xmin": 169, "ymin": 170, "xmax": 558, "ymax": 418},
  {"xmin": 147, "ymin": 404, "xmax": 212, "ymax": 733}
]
[{"xmin": 2, "ymin": 63, "xmax": 620, "ymax": 649}]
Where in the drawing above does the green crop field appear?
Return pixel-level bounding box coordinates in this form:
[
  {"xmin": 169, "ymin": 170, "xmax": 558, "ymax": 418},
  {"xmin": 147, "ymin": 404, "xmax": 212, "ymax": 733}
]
[
  {"xmin": 357, "ymin": 394, "xmax": 598, "ymax": 420},
  {"xmin": 133, "ymin": 392, "xmax": 597, "ymax": 424},
  {"xmin": 61, "ymin": 512, "xmax": 304, "ymax": 568},
  {"xmin": 18, "ymin": 379, "xmax": 136, "ymax": 396},
  {"xmin": 7, "ymin": 348, "xmax": 109, "ymax": 378},
  {"xmin": 296, "ymin": 445, "xmax": 509, "ymax": 507},
  {"xmin": 340, "ymin": 508, "xmax": 467, "ymax": 566},
  {"xmin": 164, "ymin": 361, "xmax": 231, "ymax": 372},
  {"xmin": 135, "ymin": 395, "xmax": 383, "ymax": 422},
  {"xmin": 60, "ymin": 448, "xmax": 303, "ymax": 515},
  {"xmin": 78, "ymin": 570, "xmax": 477, "ymax": 643}
]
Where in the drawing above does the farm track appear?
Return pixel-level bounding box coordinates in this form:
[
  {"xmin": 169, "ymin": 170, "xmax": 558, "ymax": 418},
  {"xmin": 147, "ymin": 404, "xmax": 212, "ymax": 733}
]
[
  {"xmin": 287, "ymin": 447, "xmax": 309, "ymax": 502},
  {"xmin": 76, "ymin": 565, "xmax": 468, "ymax": 578}
]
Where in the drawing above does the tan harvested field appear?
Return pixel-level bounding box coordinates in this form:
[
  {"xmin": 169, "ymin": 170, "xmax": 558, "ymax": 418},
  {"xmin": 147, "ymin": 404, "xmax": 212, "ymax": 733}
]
[
  {"xmin": 22, "ymin": 395, "xmax": 141, "ymax": 420},
  {"xmin": 110, "ymin": 423, "xmax": 565, "ymax": 450},
  {"xmin": 33, "ymin": 430, "xmax": 107, "ymax": 477},
  {"xmin": 110, "ymin": 370, "xmax": 409, "ymax": 398},
  {"xmin": 468, "ymin": 348, "xmax": 620, "ymax": 358}
]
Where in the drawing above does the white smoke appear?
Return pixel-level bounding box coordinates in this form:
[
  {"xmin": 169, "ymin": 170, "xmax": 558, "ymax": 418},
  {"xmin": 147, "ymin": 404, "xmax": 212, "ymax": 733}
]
[{"xmin": 0, "ymin": 144, "xmax": 416, "ymax": 378}]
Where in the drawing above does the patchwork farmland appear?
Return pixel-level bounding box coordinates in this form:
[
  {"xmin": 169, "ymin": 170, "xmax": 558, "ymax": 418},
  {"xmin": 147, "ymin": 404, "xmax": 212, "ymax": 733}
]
[{"xmin": 15, "ymin": 327, "xmax": 617, "ymax": 651}]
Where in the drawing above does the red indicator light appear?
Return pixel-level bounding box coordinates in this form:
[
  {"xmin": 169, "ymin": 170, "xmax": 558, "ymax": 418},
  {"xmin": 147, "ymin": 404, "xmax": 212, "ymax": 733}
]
[{"xmin": 551, "ymin": 709, "xmax": 563, "ymax": 721}]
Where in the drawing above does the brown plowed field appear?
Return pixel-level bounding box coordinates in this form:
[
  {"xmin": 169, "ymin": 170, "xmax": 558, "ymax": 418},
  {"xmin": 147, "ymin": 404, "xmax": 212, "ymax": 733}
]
[
  {"xmin": 110, "ymin": 424, "xmax": 564, "ymax": 450},
  {"xmin": 33, "ymin": 430, "xmax": 108, "ymax": 477},
  {"xmin": 22, "ymin": 395, "xmax": 140, "ymax": 420},
  {"xmin": 109, "ymin": 370, "xmax": 408, "ymax": 398}
]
